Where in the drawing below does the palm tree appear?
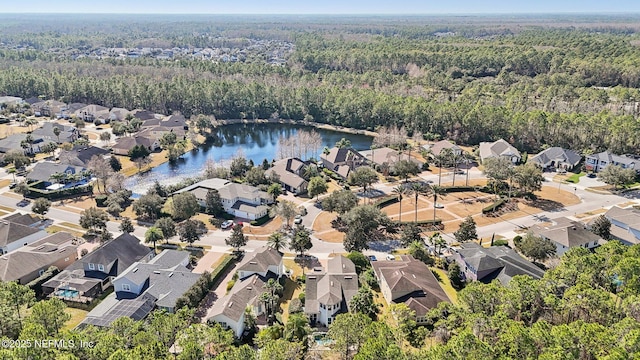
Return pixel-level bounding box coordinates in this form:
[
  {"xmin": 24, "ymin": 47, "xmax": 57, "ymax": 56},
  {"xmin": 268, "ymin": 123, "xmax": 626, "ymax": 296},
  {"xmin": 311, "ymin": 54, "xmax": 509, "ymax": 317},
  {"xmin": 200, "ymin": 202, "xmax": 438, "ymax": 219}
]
[
  {"xmin": 7, "ymin": 168, "xmax": 16, "ymax": 183},
  {"xmin": 267, "ymin": 232, "xmax": 287, "ymax": 253},
  {"xmin": 431, "ymin": 185, "xmax": 446, "ymax": 223},
  {"xmin": 24, "ymin": 134, "xmax": 34, "ymax": 154},
  {"xmin": 53, "ymin": 126, "xmax": 61, "ymax": 143},
  {"xmin": 438, "ymin": 148, "xmax": 453, "ymax": 187},
  {"xmin": 49, "ymin": 172, "xmax": 65, "ymax": 185},
  {"xmin": 392, "ymin": 185, "xmax": 407, "ymax": 222},
  {"xmin": 145, "ymin": 226, "xmax": 164, "ymax": 250},
  {"xmin": 410, "ymin": 183, "xmax": 428, "ymax": 223},
  {"xmin": 259, "ymin": 292, "xmax": 275, "ymax": 323},
  {"xmin": 462, "ymin": 152, "xmax": 474, "ymax": 186},
  {"xmin": 450, "ymin": 151, "xmax": 463, "ymax": 186}
]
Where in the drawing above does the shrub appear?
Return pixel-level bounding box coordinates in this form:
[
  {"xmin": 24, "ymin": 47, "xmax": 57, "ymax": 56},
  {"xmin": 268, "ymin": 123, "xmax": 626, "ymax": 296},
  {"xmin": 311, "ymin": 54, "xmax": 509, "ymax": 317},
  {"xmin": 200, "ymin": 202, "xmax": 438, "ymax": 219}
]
[
  {"xmin": 493, "ymin": 239, "xmax": 510, "ymax": 247},
  {"xmin": 298, "ymin": 292, "xmax": 305, "ymax": 304},
  {"xmin": 226, "ymin": 280, "xmax": 236, "ymax": 292},
  {"xmin": 250, "ymin": 214, "xmax": 273, "ymax": 226},
  {"xmin": 482, "ymin": 199, "xmax": 506, "ymax": 214},
  {"xmin": 289, "ymin": 298, "xmax": 303, "ymax": 314},
  {"xmin": 25, "ymin": 184, "xmax": 93, "ymax": 200},
  {"xmin": 80, "ymin": 249, "xmax": 88, "ymax": 257},
  {"xmin": 440, "ymin": 186, "xmax": 475, "ymax": 193},
  {"xmin": 372, "ymin": 195, "xmax": 398, "ymax": 208},
  {"xmin": 95, "ymin": 195, "xmax": 108, "ymax": 207}
]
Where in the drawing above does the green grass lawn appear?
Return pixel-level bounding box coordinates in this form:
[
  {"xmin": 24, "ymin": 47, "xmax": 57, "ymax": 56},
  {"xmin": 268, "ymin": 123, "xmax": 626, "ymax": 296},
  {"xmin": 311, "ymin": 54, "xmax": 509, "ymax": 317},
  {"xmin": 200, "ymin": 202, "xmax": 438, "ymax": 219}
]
[
  {"xmin": 566, "ymin": 172, "xmax": 586, "ymax": 183},
  {"xmin": 431, "ymin": 267, "xmax": 458, "ymax": 304},
  {"xmin": 47, "ymin": 225, "xmax": 85, "ymax": 237},
  {"xmin": 63, "ymin": 308, "xmax": 88, "ymax": 330}
]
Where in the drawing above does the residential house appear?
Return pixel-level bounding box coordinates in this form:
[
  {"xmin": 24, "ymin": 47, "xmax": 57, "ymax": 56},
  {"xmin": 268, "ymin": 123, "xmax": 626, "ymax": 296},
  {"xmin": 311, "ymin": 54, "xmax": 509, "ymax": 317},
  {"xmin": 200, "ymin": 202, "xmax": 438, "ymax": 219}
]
[
  {"xmin": 320, "ymin": 147, "xmax": 367, "ymax": 179},
  {"xmin": 2, "ymin": 212, "xmax": 48, "ymax": 229},
  {"xmin": 265, "ymin": 158, "xmax": 309, "ymax": 195},
  {"xmin": 108, "ymin": 108, "xmax": 130, "ymax": 122},
  {"xmin": 478, "ymin": 139, "xmax": 521, "ymax": 164},
  {"xmin": 371, "ymin": 255, "xmax": 450, "ymax": 324},
  {"xmin": 32, "ymin": 100, "xmax": 66, "ymax": 118},
  {"xmin": 598, "ymin": 206, "xmax": 640, "ymax": 245},
  {"xmin": 359, "ymin": 147, "xmax": 424, "ymax": 168},
  {"xmin": 305, "ymin": 256, "xmax": 358, "ymax": 326},
  {"xmin": 32, "ymin": 122, "xmax": 80, "ymax": 144},
  {"xmin": 141, "ymin": 113, "xmax": 188, "ymax": 130},
  {"xmin": 0, "ymin": 232, "xmax": 78, "ymax": 284},
  {"xmin": 585, "ymin": 151, "xmax": 638, "ymax": 173},
  {"xmin": 0, "ymin": 96, "xmax": 23, "ymax": 107},
  {"xmin": 131, "ymin": 109, "xmax": 158, "ymax": 121},
  {"xmin": 80, "ymin": 250, "xmax": 201, "ymax": 327},
  {"xmin": 60, "ymin": 103, "xmax": 88, "ymax": 119},
  {"xmin": 59, "ymin": 145, "xmax": 110, "ymax": 167},
  {"xmin": 175, "ymin": 178, "xmax": 273, "ymax": 220},
  {"xmin": 111, "ymin": 132, "xmax": 160, "ymax": 156},
  {"xmin": 236, "ymin": 246, "xmax": 285, "ymax": 280},
  {"xmin": 26, "ymin": 162, "xmax": 88, "ymax": 187},
  {"xmin": 75, "ymin": 104, "xmax": 110, "ymax": 123},
  {"xmin": 43, "ymin": 233, "xmax": 154, "ymax": 302},
  {"xmin": 0, "ymin": 218, "xmax": 49, "ymax": 255},
  {"xmin": 24, "ymin": 97, "xmax": 42, "ymax": 105},
  {"xmin": 424, "ymin": 140, "xmax": 463, "ymax": 157},
  {"xmin": 529, "ymin": 147, "xmax": 582, "ymax": 171},
  {"xmin": 452, "ymin": 242, "xmax": 545, "ymax": 285},
  {"xmin": 208, "ymin": 247, "xmax": 283, "ymax": 338},
  {"xmin": 0, "ymin": 133, "xmax": 49, "ymax": 155},
  {"xmin": 531, "ymin": 217, "xmax": 603, "ymax": 256}
]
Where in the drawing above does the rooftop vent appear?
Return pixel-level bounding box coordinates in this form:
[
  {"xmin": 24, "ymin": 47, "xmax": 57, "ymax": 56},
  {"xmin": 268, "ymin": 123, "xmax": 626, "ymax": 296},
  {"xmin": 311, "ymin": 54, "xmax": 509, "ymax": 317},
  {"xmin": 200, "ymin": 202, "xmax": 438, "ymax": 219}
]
[
  {"xmin": 330, "ymin": 281, "xmax": 334, "ymax": 287},
  {"xmin": 153, "ymin": 271, "xmax": 161, "ymax": 274},
  {"xmin": 308, "ymin": 276, "xmax": 316, "ymax": 280},
  {"xmin": 228, "ymin": 302, "xmax": 234, "ymax": 308},
  {"xmin": 133, "ymin": 268, "xmax": 139, "ymax": 273},
  {"xmin": 344, "ymin": 276, "xmax": 352, "ymax": 279},
  {"xmin": 168, "ymin": 272, "xmax": 174, "ymax": 277},
  {"xmin": 249, "ymin": 261, "xmax": 258, "ymax": 265}
]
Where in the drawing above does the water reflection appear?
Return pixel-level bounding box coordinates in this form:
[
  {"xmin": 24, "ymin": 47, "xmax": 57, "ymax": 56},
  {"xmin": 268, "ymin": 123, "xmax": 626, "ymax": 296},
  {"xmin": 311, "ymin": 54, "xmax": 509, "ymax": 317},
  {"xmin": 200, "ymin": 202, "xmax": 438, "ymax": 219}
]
[{"xmin": 124, "ymin": 123, "xmax": 373, "ymax": 194}]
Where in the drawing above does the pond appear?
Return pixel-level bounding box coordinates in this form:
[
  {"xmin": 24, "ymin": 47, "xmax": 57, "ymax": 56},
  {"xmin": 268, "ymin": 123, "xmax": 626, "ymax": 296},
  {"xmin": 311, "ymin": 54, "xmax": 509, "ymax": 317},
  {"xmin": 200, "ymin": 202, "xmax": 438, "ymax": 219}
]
[{"xmin": 125, "ymin": 123, "xmax": 373, "ymax": 194}]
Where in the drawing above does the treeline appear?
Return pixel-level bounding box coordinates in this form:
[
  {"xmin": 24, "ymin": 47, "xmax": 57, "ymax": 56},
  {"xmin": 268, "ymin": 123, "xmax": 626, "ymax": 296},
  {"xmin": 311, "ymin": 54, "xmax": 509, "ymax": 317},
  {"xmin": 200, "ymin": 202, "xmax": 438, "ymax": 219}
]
[{"xmin": 415, "ymin": 241, "xmax": 640, "ymax": 359}]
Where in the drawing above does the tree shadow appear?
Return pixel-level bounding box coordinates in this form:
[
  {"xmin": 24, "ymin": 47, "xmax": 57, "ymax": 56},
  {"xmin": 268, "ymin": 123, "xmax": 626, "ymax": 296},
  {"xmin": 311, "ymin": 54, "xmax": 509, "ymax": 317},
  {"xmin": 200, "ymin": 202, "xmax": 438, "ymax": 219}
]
[{"xmin": 527, "ymin": 198, "xmax": 566, "ymax": 212}]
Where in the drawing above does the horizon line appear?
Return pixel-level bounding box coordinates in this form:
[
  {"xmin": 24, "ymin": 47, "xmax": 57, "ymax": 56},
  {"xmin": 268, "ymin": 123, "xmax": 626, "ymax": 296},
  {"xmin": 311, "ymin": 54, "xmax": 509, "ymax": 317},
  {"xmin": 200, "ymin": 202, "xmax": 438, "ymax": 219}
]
[{"xmin": 0, "ymin": 11, "xmax": 638, "ymax": 16}]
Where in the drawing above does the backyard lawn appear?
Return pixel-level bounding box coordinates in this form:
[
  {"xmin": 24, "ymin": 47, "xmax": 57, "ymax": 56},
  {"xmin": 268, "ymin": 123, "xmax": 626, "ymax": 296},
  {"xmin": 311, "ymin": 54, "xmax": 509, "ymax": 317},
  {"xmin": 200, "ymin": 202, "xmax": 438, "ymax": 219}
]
[{"xmin": 63, "ymin": 308, "xmax": 88, "ymax": 330}]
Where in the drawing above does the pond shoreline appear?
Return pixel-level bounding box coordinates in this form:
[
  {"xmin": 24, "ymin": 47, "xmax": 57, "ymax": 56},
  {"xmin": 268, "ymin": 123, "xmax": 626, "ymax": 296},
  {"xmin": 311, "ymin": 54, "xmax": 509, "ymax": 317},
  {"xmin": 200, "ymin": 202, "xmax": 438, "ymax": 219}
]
[{"xmin": 216, "ymin": 118, "xmax": 379, "ymax": 138}]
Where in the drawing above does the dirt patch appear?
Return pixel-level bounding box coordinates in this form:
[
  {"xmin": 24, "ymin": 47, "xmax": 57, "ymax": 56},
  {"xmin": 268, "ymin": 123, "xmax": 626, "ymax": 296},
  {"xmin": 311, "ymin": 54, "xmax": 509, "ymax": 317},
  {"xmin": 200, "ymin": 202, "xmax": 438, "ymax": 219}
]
[
  {"xmin": 0, "ymin": 124, "xmax": 31, "ymax": 138},
  {"xmin": 313, "ymin": 211, "xmax": 337, "ymax": 233},
  {"xmin": 193, "ymin": 213, "xmax": 216, "ymax": 230},
  {"xmin": 575, "ymin": 208, "xmax": 607, "ymax": 219},
  {"xmin": 246, "ymin": 216, "xmax": 283, "ymax": 236},
  {"xmin": 316, "ymin": 229, "xmax": 344, "ymax": 243},
  {"xmin": 3, "ymin": 191, "xmax": 23, "ymax": 200},
  {"xmin": 440, "ymin": 178, "xmax": 488, "ymax": 187}
]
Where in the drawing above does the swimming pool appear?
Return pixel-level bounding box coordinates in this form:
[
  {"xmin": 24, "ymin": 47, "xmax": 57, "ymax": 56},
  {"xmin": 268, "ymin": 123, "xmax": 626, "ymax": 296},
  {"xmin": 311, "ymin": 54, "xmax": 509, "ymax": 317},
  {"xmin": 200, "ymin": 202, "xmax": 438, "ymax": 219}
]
[{"xmin": 55, "ymin": 289, "xmax": 79, "ymax": 298}]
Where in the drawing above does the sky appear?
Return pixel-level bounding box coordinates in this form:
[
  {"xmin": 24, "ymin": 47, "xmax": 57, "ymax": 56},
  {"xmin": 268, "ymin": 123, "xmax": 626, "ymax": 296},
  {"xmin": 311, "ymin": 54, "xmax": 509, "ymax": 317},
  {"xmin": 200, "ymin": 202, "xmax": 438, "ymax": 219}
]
[{"xmin": 3, "ymin": 0, "xmax": 640, "ymax": 14}]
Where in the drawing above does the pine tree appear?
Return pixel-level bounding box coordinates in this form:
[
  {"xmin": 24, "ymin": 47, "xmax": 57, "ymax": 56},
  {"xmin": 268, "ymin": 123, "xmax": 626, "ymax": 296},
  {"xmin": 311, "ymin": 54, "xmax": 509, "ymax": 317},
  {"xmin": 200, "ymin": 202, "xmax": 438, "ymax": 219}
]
[{"xmin": 454, "ymin": 216, "xmax": 478, "ymax": 243}]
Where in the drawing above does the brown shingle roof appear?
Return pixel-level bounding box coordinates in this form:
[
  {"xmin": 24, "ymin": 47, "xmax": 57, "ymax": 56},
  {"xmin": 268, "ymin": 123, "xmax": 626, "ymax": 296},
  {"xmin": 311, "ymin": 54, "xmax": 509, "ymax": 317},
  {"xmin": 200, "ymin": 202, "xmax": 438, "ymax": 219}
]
[{"xmin": 237, "ymin": 247, "xmax": 282, "ymax": 277}]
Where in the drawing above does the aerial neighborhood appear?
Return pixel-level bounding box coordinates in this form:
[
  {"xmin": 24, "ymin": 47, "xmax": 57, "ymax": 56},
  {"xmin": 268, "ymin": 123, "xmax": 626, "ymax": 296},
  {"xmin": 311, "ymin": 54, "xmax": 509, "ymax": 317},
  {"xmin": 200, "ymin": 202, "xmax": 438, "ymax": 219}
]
[{"xmin": 0, "ymin": 12, "xmax": 640, "ymax": 359}]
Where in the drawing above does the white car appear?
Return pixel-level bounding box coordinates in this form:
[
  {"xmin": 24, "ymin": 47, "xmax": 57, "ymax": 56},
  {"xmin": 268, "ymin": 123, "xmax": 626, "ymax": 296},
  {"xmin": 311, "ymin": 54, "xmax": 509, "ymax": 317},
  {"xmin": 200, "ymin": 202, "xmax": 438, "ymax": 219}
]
[
  {"xmin": 434, "ymin": 203, "xmax": 444, "ymax": 209},
  {"xmin": 221, "ymin": 220, "xmax": 234, "ymax": 229},
  {"xmin": 294, "ymin": 215, "xmax": 303, "ymax": 224},
  {"xmin": 386, "ymin": 254, "xmax": 396, "ymax": 261}
]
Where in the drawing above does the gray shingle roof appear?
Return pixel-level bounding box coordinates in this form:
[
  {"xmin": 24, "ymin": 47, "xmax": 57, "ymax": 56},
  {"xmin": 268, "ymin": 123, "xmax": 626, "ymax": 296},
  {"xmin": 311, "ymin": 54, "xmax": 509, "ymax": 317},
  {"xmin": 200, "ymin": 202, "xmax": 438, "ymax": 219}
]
[
  {"xmin": 529, "ymin": 147, "xmax": 581, "ymax": 167},
  {"xmin": 479, "ymin": 139, "xmax": 521, "ymax": 162},
  {"xmin": 0, "ymin": 220, "xmax": 44, "ymax": 247},
  {"xmin": 305, "ymin": 256, "xmax": 358, "ymax": 315},
  {"xmin": 457, "ymin": 243, "xmax": 545, "ymax": 284},
  {"xmin": 0, "ymin": 232, "xmax": 76, "ymax": 282},
  {"xmin": 32, "ymin": 122, "xmax": 78, "ymax": 143},
  {"xmin": 27, "ymin": 162, "xmax": 86, "ymax": 183},
  {"xmin": 209, "ymin": 273, "xmax": 274, "ymax": 322},
  {"xmin": 43, "ymin": 233, "xmax": 152, "ymax": 290},
  {"xmin": 531, "ymin": 217, "xmax": 601, "ymax": 248},
  {"xmin": 267, "ymin": 158, "xmax": 308, "ymax": 190},
  {"xmin": 59, "ymin": 146, "xmax": 110, "ymax": 167},
  {"xmin": 237, "ymin": 247, "xmax": 282, "ymax": 277}
]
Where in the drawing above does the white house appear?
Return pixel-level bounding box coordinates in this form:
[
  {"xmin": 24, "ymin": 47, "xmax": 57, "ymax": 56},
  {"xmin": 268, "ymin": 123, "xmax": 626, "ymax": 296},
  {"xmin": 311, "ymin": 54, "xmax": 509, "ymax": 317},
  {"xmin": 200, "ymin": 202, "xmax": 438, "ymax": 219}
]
[
  {"xmin": 305, "ymin": 256, "xmax": 358, "ymax": 327},
  {"xmin": 479, "ymin": 139, "xmax": 521, "ymax": 164},
  {"xmin": 207, "ymin": 247, "xmax": 283, "ymax": 338},
  {"xmin": 599, "ymin": 206, "xmax": 640, "ymax": 245},
  {"xmin": 0, "ymin": 220, "xmax": 49, "ymax": 255},
  {"xmin": 175, "ymin": 178, "xmax": 273, "ymax": 220}
]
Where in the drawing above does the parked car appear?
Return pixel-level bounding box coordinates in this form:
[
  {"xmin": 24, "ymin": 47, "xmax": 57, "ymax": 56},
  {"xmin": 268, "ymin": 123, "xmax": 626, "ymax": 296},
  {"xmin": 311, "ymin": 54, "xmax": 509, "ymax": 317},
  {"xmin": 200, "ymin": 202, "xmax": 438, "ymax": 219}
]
[
  {"xmin": 368, "ymin": 255, "xmax": 377, "ymax": 262},
  {"xmin": 587, "ymin": 173, "xmax": 597, "ymax": 178},
  {"xmin": 386, "ymin": 254, "xmax": 396, "ymax": 261},
  {"xmin": 8, "ymin": 182, "xmax": 16, "ymax": 189},
  {"xmin": 16, "ymin": 199, "xmax": 30, "ymax": 207},
  {"xmin": 294, "ymin": 215, "xmax": 303, "ymax": 224},
  {"xmin": 434, "ymin": 203, "xmax": 444, "ymax": 209},
  {"xmin": 221, "ymin": 220, "xmax": 234, "ymax": 229}
]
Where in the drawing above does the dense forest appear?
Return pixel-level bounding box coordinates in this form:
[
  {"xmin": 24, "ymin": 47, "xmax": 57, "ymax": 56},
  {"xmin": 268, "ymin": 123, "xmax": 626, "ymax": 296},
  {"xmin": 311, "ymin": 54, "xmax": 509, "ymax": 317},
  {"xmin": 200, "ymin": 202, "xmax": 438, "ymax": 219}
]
[{"xmin": 2, "ymin": 15, "xmax": 640, "ymax": 153}]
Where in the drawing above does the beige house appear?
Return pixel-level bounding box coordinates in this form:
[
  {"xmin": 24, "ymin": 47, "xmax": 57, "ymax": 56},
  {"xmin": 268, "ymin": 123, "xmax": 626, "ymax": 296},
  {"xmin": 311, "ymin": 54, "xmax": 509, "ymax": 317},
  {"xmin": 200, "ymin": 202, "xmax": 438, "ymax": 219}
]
[
  {"xmin": 0, "ymin": 232, "xmax": 78, "ymax": 284},
  {"xmin": 479, "ymin": 139, "xmax": 521, "ymax": 164},
  {"xmin": 531, "ymin": 217, "xmax": 603, "ymax": 256},
  {"xmin": 266, "ymin": 158, "xmax": 309, "ymax": 195}
]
